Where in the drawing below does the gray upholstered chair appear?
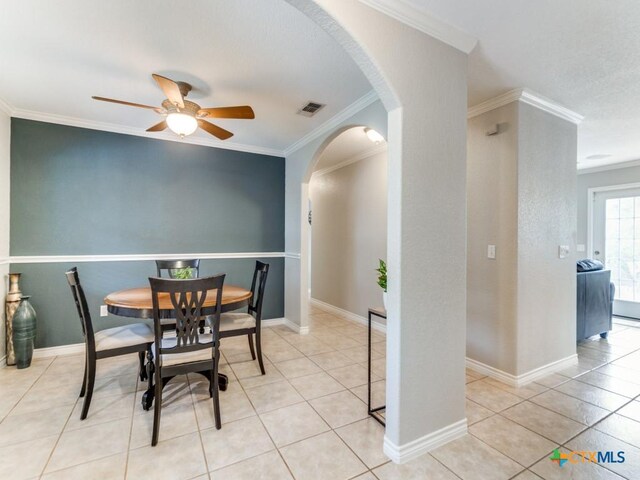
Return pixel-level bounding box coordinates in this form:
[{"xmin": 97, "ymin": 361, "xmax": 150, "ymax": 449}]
[{"xmin": 577, "ymin": 260, "xmax": 615, "ymax": 341}]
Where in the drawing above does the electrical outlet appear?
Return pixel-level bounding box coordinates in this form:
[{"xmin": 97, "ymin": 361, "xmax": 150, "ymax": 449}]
[
  {"xmin": 100, "ymin": 305, "xmax": 108, "ymax": 317},
  {"xmin": 487, "ymin": 245, "xmax": 496, "ymax": 259},
  {"xmin": 558, "ymin": 245, "xmax": 570, "ymax": 259}
]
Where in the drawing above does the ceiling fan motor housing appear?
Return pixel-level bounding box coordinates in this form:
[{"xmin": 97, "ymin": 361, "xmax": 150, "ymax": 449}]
[{"xmin": 162, "ymin": 99, "xmax": 200, "ymax": 117}]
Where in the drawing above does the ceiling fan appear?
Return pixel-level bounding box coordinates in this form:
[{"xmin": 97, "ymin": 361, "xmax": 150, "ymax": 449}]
[{"xmin": 92, "ymin": 74, "xmax": 255, "ymax": 140}]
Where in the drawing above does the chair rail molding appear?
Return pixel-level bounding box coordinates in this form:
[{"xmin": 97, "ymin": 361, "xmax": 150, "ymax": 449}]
[
  {"xmin": 9, "ymin": 252, "xmax": 287, "ymax": 264},
  {"xmin": 467, "ymin": 88, "xmax": 584, "ymax": 124},
  {"xmin": 358, "ymin": 0, "xmax": 477, "ymax": 54}
]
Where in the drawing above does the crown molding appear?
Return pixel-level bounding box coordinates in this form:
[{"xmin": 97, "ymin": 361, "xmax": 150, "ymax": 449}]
[
  {"xmin": 0, "ymin": 97, "xmax": 13, "ymax": 116},
  {"xmin": 468, "ymin": 88, "xmax": 584, "ymax": 124},
  {"xmin": 359, "ymin": 0, "xmax": 477, "ymax": 54},
  {"xmin": 10, "ymin": 108, "xmax": 284, "ymax": 157},
  {"xmin": 284, "ymin": 90, "xmax": 379, "ymax": 157},
  {"xmin": 311, "ymin": 143, "xmax": 387, "ymax": 178},
  {"xmin": 578, "ymin": 157, "xmax": 640, "ymax": 175}
]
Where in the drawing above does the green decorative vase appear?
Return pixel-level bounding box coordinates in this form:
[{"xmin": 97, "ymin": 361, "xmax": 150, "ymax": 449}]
[{"xmin": 12, "ymin": 296, "xmax": 37, "ymax": 369}]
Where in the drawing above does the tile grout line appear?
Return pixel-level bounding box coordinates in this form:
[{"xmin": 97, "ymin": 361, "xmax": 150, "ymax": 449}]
[
  {"xmin": 36, "ymin": 355, "xmax": 80, "ymax": 478},
  {"xmin": 187, "ymin": 373, "xmax": 213, "ymax": 480}
]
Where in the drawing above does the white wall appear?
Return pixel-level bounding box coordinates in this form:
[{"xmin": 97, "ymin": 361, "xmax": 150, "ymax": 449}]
[
  {"xmin": 0, "ymin": 110, "xmax": 10, "ymax": 360},
  {"xmin": 467, "ymin": 103, "xmax": 518, "ymax": 373},
  {"xmin": 286, "ymin": 0, "xmax": 468, "ymax": 460},
  {"xmin": 285, "ymin": 100, "xmax": 388, "ymax": 330},
  {"xmin": 467, "ymin": 99, "xmax": 577, "ymax": 378},
  {"xmin": 310, "ymin": 150, "xmax": 387, "ymax": 319},
  {"xmin": 516, "ymin": 103, "xmax": 577, "ymax": 375}
]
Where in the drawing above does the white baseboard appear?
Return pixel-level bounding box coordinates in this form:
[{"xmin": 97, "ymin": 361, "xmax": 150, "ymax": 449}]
[
  {"xmin": 466, "ymin": 354, "xmax": 578, "ymax": 388},
  {"xmin": 283, "ymin": 318, "xmax": 309, "ymax": 335},
  {"xmin": 310, "ymin": 298, "xmax": 386, "ymax": 334},
  {"xmin": 383, "ymin": 418, "xmax": 468, "ymax": 464},
  {"xmin": 33, "ymin": 342, "xmax": 85, "ymax": 359},
  {"xmin": 262, "ymin": 317, "xmax": 286, "ymax": 328}
]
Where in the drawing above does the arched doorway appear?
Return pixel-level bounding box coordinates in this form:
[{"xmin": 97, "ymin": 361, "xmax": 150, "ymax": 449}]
[
  {"xmin": 283, "ymin": 0, "xmax": 470, "ymax": 463},
  {"xmin": 306, "ymin": 126, "xmax": 388, "ymax": 323}
]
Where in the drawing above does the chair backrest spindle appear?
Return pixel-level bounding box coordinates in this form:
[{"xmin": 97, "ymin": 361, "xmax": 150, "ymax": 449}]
[{"xmin": 155, "ymin": 259, "xmax": 200, "ymax": 279}]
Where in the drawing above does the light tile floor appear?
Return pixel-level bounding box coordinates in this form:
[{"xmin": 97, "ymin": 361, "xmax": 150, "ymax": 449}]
[{"xmin": 0, "ymin": 311, "xmax": 639, "ymax": 479}]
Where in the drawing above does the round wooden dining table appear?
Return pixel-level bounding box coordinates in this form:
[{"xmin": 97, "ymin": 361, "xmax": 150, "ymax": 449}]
[
  {"xmin": 104, "ymin": 284, "xmax": 252, "ymax": 408},
  {"xmin": 104, "ymin": 285, "xmax": 252, "ymax": 319}
]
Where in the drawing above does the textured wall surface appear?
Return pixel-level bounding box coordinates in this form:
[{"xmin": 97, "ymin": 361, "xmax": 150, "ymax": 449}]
[
  {"xmin": 517, "ymin": 103, "xmax": 577, "ymax": 375},
  {"xmin": 467, "ymin": 100, "xmax": 577, "ymax": 377},
  {"xmin": 467, "ymin": 103, "xmax": 519, "ymax": 374},
  {"xmin": 285, "ymin": 100, "xmax": 388, "ymax": 328},
  {"xmin": 11, "ymin": 119, "xmax": 284, "ymax": 255},
  {"xmin": 0, "ymin": 110, "xmax": 9, "ymax": 359},
  {"xmin": 286, "ymin": 0, "xmax": 469, "ymax": 452},
  {"xmin": 310, "ymin": 150, "xmax": 387, "ymax": 320},
  {"xmin": 10, "ymin": 119, "xmax": 285, "ymax": 348}
]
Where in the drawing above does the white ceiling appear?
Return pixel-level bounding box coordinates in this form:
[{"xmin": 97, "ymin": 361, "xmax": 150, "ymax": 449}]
[
  {"xmin": 313, "ymin": 127, "xmax": 385, "ymax": 172},
  {"xmin": 4, "ymin": 1, "xmax": 640, "ymax": 169},
  {"xmin": 401, "ymin": 0, "xmax": 640, "ymax": 169},
  {"xmin": 0, "ymin": 0, "xmax": 372, "ymax": 155}
]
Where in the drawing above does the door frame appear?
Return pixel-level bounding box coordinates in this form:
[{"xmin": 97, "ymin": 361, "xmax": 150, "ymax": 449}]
[{"xmin": 587, "ymin": 182, "xmax": 640, "ymax": 258}]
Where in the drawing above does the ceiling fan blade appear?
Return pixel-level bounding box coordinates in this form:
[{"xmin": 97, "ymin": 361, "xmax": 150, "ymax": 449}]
[
  {"xmin": 152, "ymin": 74, "xmax": 185, "ymax": 108},
  {"xmin": 92, "ymin": 96, "xmax": 159, "ymax": 111},
  {"xmin": 198, "ymin": 120, "xmax": 234, "ymax": 140},
  {"xmin": 146, "ymin": 120, "xmax": 168, "ymax": 132},
  {"xmin": 198, "ymin": 106, "xmax": 255, "ymax": 119}
]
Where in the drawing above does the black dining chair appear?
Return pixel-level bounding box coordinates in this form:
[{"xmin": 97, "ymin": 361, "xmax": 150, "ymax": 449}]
[
  {"xmin": 155, "ymin": 259, "xmax": 200, "ymax": 279},
  {"xmin": 219, "ymin": 261, "xmax": 269, "ymax": 374},
  {"xmin": 65, "ymin": 267, "xmax": 154, "ymax": 420},
  {"xmin": 148, "ymin": 274, "xmax": 225, "ymax": 446}
]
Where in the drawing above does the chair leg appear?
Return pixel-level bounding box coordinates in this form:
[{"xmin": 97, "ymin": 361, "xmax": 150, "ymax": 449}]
[
  {"xmin": 138, "ymin": 350, "xmax": 147, "ymax": 382},
  {"xmin": 80, "ymin": 357, "xmax": 96, "ymax": 420},
  {"xmin": 79, "ymin": 356, "xmax": 88, "ymax": 398},
  {"xmin": 146, "ymin": 350, "xmax": 154, "ymax": 394},
  {"xmin": 213, "ymin": 358, "xmax": 221, "ymax": 430},
  {"xmin": 247, "ymin": 333, "xmax": 256, "ymax": 360},
  {"xmin": 255, "ymin": 331, "xmax": 266, "ymax": 375},
  {"xmin": 151, "ymin": 369, "xmax": 162, "ymax": 446}
]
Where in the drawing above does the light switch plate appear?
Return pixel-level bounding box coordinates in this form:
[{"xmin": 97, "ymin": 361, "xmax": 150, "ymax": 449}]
[
  {"xmin": 487, "ymin": 245, "xmax": 496, "ymax": 259},
  {"xmin": 100, "ymin": 305, "xmax": 108, "ymax": 317},
  {"xmin": 558, "ymin": 245, "xmax": 570, "ymax": 259},
  {"xmin": 577, "ymin": 244, "xmax": 586, "ymax": 252}
]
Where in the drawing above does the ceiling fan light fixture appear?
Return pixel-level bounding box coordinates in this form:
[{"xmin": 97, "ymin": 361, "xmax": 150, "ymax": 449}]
[
  {"xmin": 166, "ymin": 112, "xmax": 198, "ymax": 138},
  {"xmin": 365, "ymin": 127, "xmax": 385, "ymax": 144}
]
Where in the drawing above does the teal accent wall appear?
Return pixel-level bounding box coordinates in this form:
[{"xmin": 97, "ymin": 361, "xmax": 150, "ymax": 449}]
[
  {"xmin": 11, "ymin": 258, "xmax": 283, "ymax": 348},
  {"xmin": 10, "ymin": 119, "xmax": 285, "ymax": 348}
]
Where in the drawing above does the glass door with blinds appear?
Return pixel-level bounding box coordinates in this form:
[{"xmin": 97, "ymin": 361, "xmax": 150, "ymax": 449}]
[{"xmin": 593, "ymin": 187, "xmax": 640, "ymax": 319}]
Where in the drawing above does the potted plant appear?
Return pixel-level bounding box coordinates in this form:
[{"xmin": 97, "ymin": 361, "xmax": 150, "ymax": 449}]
[
  {"xmin": 169, "ymin": 267, "xmax": 195, "ymax": 279},
  {"xmin": 376, "ymin": 259, "xmax": 387, "ymax": 309}
]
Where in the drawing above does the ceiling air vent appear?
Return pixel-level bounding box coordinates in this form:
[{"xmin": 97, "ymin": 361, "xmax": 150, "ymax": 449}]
[{"xmin": 297, "ymin": 101, "xmax": 326, "ymax": 117}]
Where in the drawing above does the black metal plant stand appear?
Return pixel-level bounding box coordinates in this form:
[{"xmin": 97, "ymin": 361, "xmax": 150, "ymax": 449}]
[{"xmin": 368, "ymin": 307, "xmax": 386, "ymax": 426}]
